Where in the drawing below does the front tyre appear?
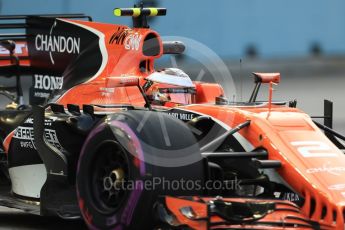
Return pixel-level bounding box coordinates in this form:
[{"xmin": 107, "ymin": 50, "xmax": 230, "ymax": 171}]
[{"xmin": 76, "ymin": 111, "xmax": 204, "ymax": 229}]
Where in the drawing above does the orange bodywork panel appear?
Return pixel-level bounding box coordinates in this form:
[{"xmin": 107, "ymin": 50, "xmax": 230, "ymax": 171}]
[
  {"xmin": 193, "ymin": 82, "xmax": 225, "ymax": 104},
  {"xmin": 181, "ymin": 104, "xmax": 345, "ymax": 229},
  {"xmin": 162, "ymin": 196, "xmax": 318, "ymax": 229},
  {"xmin": 56, "ymin": 19, "xmax": 162, "ymax": 107}
]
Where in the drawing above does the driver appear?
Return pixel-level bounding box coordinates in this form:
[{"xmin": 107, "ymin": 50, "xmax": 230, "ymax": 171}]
[
  {"xmin": 150, "ymin": 85, "xmax": 171, "ymax": 104},
  {"xmin": 145, "ymin": 68, "xmax": 195, "ymax": 106}
]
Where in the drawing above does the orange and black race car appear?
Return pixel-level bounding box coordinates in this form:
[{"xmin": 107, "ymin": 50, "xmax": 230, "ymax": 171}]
[{"xmin": 0, "ymin": 4, "xmax": 344, "ymax": 230}]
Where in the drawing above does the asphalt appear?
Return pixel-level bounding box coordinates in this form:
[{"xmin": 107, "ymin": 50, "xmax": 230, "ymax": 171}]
[{"xmin": 0, "ymin": 207, "xmax": 87, "ymax": 230}]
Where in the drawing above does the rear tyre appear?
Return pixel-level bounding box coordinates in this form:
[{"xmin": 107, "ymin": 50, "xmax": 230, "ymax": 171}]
[{"xmin": 77, "ymin": 111, "xmax": 204, "ymax": 229}]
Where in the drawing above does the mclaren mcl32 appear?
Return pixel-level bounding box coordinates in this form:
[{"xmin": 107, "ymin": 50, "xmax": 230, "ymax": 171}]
[{"xmin": 0, "ymin": 5, "xmax": 344, "ymax": 230}]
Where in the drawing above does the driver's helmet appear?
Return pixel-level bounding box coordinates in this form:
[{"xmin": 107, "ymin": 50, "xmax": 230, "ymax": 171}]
[{"xmin": 146, "ymin": 68, "xmax": 195, "ymax": 105}]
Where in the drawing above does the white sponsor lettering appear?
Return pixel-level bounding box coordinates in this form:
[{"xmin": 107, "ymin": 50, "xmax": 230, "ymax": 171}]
[
  {"xmin": 100, "ymin": 87, "xmax": 115, "ymax": 96},
  {"xmin": 274, "ymin": 191, "xmax": 300, "ymax": 202},
  {"xmin": 20, "ymin": 141, "xmax": 35, "ymax": 149},
  {"xmin": 35, "ymin": 21, "xmax": 81, "ymax": 65},
  {"xmin": 307, "ymin": 162, "xmax": 345, "ymax": 176},
  {"xmin": 124, "ymin": 33, "xmax": 141, "ymax": 51},
  {"xmin": 13, "ymin": 126, "xmax": 63, "ymax": 151},
  {"xmin": 14, "ymin": 127, "xmax": 34, "ymax": 140},
  {"xmin": 34, "ymin": 74, "xmax": 63, "ymax": 91},
  {"xmin": 273, "ymin": 192, "xmax": 281, "ymax": 198},
  {"xmin": 167, "ymin": 112, "xmax": 194, "ymax": 121},
  {"xmin": 24, "ymin": 118, "xmax": 33, "ymax": 124},
  {"xmin": 328, "ymin": 184, "xmax": 345, "ymax": 191},
  {"xmin": 24, "ymin": 117, "xmax": 57, "ymax": 126},
  {"xmin": 283, "ymin": 193, "xmax": 300, "ymax": 202},
  {"xmin": 34, "ymin": 92, "xmax": 50, "ymax": 98},
  {"xmin": 291, "ymin": 141, "xmax": 338, "ymax": 158},
  {"xmin": 35, "ymin": 34, "xmax": 80, "ymax": 54}
]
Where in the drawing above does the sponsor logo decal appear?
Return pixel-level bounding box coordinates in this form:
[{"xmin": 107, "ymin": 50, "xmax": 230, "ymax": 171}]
[
  {"xmin": 306, "ymin": 162, "xmax": 345, "ymax": 176},
  {"xmin": 100, "ymin": 87, "xmax": 115, "ymax": 96},
  {"xmin": 34, "ymin": 92, "xmax": 50, "ymax": 98},
  {"xmin": 328, "ymin": 184, "xmax": 345, "ymax": 191},
  {"xmin": 291, "ymin": 141, "xmax": 338, "ymax": 158},
  {"xmin": 274, "ymin": 191, "xmax": 300, "ymax": 202},
  {"xmin": 34, "ymin": 74, "xmax": 63, "ymax": 91},
  {"xmin": 283, "ymin": 193, "xmax": 300, "ymax": 202},
  {"xmin": 109, "ymin": 27, "xmax": 141, "ymax": 51},
  {"xmin": 167, "ymin": 112, "xmax": 194, "ymax": 121},
  {"xmin": 109, "ymin": 27, "xmax": 129, "ymax": 45},
  {"xmin": 24, "ymin": 117, "xmax": 57, "ymax": 126},
  {"xmin": 124, "ymin": 33, "xmax": 141, "ymax": 51},
  {"xmin": 159, "ymin": 88, "xmax": 196, "ymax": 94},
  {"xmin": 13, "ymin": 126, "xmax": 63, "ymax": 151},
  {"xmin": 35, "ymin": 21, "xmax": 81, "ymax": 64}
]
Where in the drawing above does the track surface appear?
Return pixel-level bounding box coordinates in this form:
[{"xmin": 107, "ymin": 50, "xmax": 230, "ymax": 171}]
[{"xmin": 0, "ymin": 206, "xmax": 87, "ymax": 229}]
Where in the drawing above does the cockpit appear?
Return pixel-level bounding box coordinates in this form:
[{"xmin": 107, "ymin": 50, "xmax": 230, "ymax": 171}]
[{"xmin": 144, "ymin": 68, "xmax": 195, "ymax": 106}]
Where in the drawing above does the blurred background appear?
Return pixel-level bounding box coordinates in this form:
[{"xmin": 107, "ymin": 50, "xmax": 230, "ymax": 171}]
[{"xmin": 0, "ymin": 0, "xmax": 344, "ymax": 132}]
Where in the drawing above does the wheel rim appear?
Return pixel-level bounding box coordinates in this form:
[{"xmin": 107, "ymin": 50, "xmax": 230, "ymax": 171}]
[{"xmin": 90, "ymin": 143, "xmax": 130, "ymax": 214}]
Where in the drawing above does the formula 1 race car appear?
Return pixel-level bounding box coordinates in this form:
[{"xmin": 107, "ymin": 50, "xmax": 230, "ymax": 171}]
[{"xmin": 0, "ymin": 4, "xmax": 345, "ymax": 230}]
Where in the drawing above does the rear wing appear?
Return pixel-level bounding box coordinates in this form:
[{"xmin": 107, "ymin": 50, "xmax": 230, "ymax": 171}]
[{"xmin": 0, "ymin": 14, "xmax": 92, "ymax": 105}]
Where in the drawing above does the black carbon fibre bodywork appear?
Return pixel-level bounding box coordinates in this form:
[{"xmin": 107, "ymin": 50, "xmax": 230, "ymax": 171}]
[
  {"xmin": 8, "ymin": 108, "xmax": 100, "ymax": 175},
  {"xmin": 0, "ymin": 109, "xmax": 31, "ymax": 141},
  {"xmin": 26, "ymin": 17, "xmax": 102, "ymax": 105},
  {"xmin": 6, "ymin": 106, "xmax": 101, "ymax": 217}
]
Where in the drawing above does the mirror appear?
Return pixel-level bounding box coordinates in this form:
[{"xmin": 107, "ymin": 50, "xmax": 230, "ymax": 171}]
[{"xmin": 163, "ymin": 41, "xmax": 185, "ymax": 54}]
